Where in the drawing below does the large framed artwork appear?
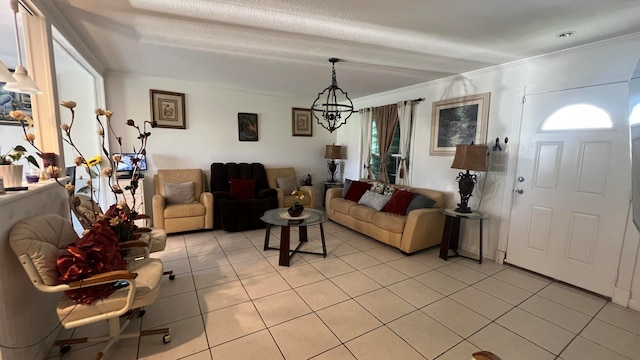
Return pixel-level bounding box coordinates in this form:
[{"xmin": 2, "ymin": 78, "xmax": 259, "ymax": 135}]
[
  {"xmin": 0, "ymin": 85, "xmax": 32, "ymax": 126},
  {"xmin": 291, "ymin": 107, "xmax": 312, "ymax": 137},
  {"xmin": 150, "ymin": 89, "xmax": 186, "ymax": 129},
  {"xmin": 238, "ymin": 112, "xmax": 258, "ymax": 141},
  {"xmin": 430, "ymin": 92, "xmax": 491, "ymax": 156}
]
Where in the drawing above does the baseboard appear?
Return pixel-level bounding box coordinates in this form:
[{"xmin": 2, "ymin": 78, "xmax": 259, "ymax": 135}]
[
  {"xmin": 629, "ymin": 298, "xmax": 640, "ymax": 312},
  {"xmin": 612, "ymin": 287, "xmax": 631, "ymax": 307}
]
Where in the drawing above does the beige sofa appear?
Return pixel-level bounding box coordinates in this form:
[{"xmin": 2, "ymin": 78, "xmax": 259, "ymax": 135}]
[{"xmin": 325, "ymin": 184, "xmax": 445, "ymax": 254}]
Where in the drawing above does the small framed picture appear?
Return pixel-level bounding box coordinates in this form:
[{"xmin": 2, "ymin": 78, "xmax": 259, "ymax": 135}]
[
  {"xmin": 238, "ymin": 113, "xmax": 258, "ymax": 141},
  {"xmin": 430, "ymin": 92, "xmax": 491, "ymax": 156},
  {"xmin": 291, "ymin": 107, "xmax": 313, "ymax": 137},
  {"xmin": 0, "ymin": 83, "xmax": 32, "ymax": 126},
  {"xmin": 150, "ymin": 89, "xmax": 186, "ymax": 129}
]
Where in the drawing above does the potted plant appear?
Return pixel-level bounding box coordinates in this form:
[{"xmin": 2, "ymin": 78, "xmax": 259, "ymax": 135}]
[
  {"xmin": 288, "ymin": 190, "xmax": 305, "ymax": 217},
  {"xmin": 0, "ymin": 145, "xmax": 39, "ymax": 188}
]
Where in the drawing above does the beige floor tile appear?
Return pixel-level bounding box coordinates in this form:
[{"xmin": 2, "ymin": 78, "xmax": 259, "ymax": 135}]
[
  {"xmin": 183, "ymin": 233, "xmax": 213, "ymax": 246},
  {"xmin": 295, "ymin": 279, "xmax": 350, "ymax": 311},
  {"xmin": 437, "ymin": 263, "xmax": 487, "ymax": 285},
  {"xmin": 192, "ymin": 264, "xmax": 238, "ymax": 289},
  {"xmin": 449, "ymin": 287, "xmax": 513, "ymax": 320},
  {"xmin": 468, "ymin": 323, "xmax": 555, "ymax": 360},
  {"xmin": 580, "ymin": 319, "xmax": 640, "ymax": 359},
  {"xmin": 387, "ymin": 278, "xmax": 445, "ymax": 308},
  {"xmin": 157, "ymin": 273, "xmax": 195, "ymax": 299},
  {"xmin": 560, "ymin": 336, "xmax": 632, "ymax": 360},
  {"xmin": 224, "ymin": 246, "xmax": 265, "ymax": 263},
  {"xmin": 491, "ymin": 267, "xmax": 551, "ymax": 293},
  {"xmin": 203, "ymin": 301, "xmax": 266, "ymax": 347},
  {"xmin": 310, "ymin": 345, "xmax": 357, "ymax": 359},
  {"xmin": 538, "ymin": 282, "xmax": 607, "ymax": 316},
  {"xmin": 473, "ymin": 277, "xmax": 533, "ymax": 305},
  {"xmin": 338, "ymin": 251, "xmax": 382, "ymax": 270},
  {"xmin": 218, "ymin": 237, "xmax": 254, "ymax": 251},
  {"xmin": 142, "ymin": 291, "xmax": 201, "ymax": 329},
  {"xmin": 345, "ymin": 326, "xmax": 426, "ymax": 360},
  {"xmin": 279, "ymin": 263, "xmax": 326, "ymax": 288},
  {"xmin": 386, "ymin": 257, "xmax": 432, "ymax": 277},
  {"xmin": 211, "ymin": 329, "xmax": 284, "ymax": 360},
  {"xmin": 139, "ymin": 316, "xmax": 208, "ymax": 360},
  {"xmin": 387, "ymin": 310, "xmax": 463, "ymax": 359},
  {"xmin": 196, "ymin": 280, "xmax": 250, "ymax": 313},
  {"xmin": 310, "ymin": 257, "xmax": 356, "ymax": 278},
  {"xmin": 518, "ymin": 295, "xmax": 591, "ymax": 333},
  {"xmin": 360, "ymin": 263, "xmax": 409, "ymax": 286},
  {"xmin": 496, "ymin": 308, "xmax": 574, "ymax": 355},
  {"xmin": 316, "ymin": 299, "xmax": 383, "ymax": 342},
  {"xmin": 151, "ymin": 246, "xmax": 188, "ymax": 262},
  {"xmin": 422, "ymin": 298, "xmax": 490, "ymax": 338},
  {"xmin": 330, "ymin": 270, "xmax": 382, "ymax": 297},
  {"xmin": 596, "ymin": 303, "xmax": 640, "ymax": 335},
  {"xmin": 241, "ymin": 271, "xmax": 291, "ymax": 299},
  {"xmin": 186, "ymin": 241, "xmax": 222, "ymax": 257},
  {"xmin": 253, "ymin": 289, "xmax": 312, "ymax": 326},
  {"xmin": 230, "ymin": 257, "xmax": 276, "ymax": 279},
  {"xmin": 457, "ymin": 257, "xmax": 508, "ymax": 275},
  {"xmin": 435, "ymin": 340, "xmax": 481, "ymax": 360},
  {"xmin": 162, "ymin": 257, "xmax": 192, "ymax": 276},
  {"xmin": 414, "ymin": 270, "xmax": 467, "ymax": 296},
  {"xmin": 355, "ymin": 288, "xmax": 415, "ymax": 323},
  {"xmin": 270, "ymin": 313, "xmax": 341, "ymax": 359},
  {"xmin": 329, "ymin": 242, "xmax": 361, "ymax": 257},
  {"xmin": 56, "ymin": 338, "xmax": 139, "ymax": 360},
  {"xmin": 366, "ymin": 245, "xmax": 405, "ymax": 262},
  {"xmin": 188, "ymin": 252, "xmax": 230, "ymax": 272},
  {"xmin": 181, "ymin": 349, "xmax": 213, "ymax": 360}
]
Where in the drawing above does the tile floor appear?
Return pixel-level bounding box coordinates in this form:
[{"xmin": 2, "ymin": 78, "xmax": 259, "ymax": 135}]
[{"xmin": 48, "ymin": 221, "xmax": 640, "ymax": 360}]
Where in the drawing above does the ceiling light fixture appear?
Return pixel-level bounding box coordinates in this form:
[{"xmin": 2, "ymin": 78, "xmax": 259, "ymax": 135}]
[
  {"xmin": 3, "ymin": 0, "xmax": 41, "ymax": 94},
  {"xmin": 556, "ymin": 31, "xmax": 576, "ymax": 39},
  {"xmin": 311, "ymin": 58, "xmax": 355, "ymax": 133}
]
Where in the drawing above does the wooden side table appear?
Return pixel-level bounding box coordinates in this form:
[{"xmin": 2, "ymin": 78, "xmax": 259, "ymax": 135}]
[
  {"xmin": 439, "ymin": 209, "xmax": 489, "ymax": 264},
  {"xmin": 323, "ymin": 181, "xmax": 343, "ymax": 206}
]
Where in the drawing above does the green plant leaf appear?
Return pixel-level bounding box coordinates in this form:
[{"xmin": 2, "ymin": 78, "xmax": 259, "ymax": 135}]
[{"xmin": 25, "ymin": 155, "xmax": 39, "ymax": 168}]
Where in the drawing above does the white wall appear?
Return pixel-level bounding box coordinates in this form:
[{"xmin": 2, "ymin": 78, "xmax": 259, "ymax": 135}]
[
  {"xmin": 338, "ymin": 34, "xmax": 640, "ymax": 307},
  {"xmin": 104, "ymin": 72, "xmax": 337, "ymax": 213}
]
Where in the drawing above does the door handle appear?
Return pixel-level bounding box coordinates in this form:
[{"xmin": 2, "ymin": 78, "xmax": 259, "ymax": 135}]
[{"xmin": 515, "ymin": 189, "xmax": 524, "ymax": 194}]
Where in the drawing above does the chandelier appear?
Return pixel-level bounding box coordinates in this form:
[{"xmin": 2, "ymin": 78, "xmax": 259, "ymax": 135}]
[{"xmin": 311, "ymin": 58, "xmax": 355, "ymax": 133}]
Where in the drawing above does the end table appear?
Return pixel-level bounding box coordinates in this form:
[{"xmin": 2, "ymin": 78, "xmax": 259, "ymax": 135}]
[
  {"xmin": 439, "ymin": 209, "xmax": 489, "ymax": 264},
  {"xmin": 323, "ymin": 181, "xmax": 343, "ymax": 206}
]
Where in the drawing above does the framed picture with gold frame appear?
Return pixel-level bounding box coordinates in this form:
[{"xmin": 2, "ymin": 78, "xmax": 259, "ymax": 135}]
[
  {"xmin": 150, "ymin": 89, "xmax": 186, "ymax": 129},
  {"xmin": 291, "ymin": 107, "xmax": 312, "ymax": 137},
  {"xmin": 430, "ymin": 92, "xmax": 490, "ymax": 156}
]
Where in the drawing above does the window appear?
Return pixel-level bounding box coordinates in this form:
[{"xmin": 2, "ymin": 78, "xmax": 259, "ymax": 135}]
[
  {"xmin": 370, "ymin": 121, "xmax": 402, "ymax": 183},
  {"xmin": 541, "ymin": 104, "xmax": 613, "ymax": 131}
]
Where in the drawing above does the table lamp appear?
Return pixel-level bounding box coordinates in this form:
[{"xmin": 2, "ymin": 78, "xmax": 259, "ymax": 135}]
[
  {"xmin": 451, "ymin": 144, "xmax": 488, "ymax": 213},
  {"xmin": 324, "ymin": 144, "xmax": 343, "ymax": 182}
]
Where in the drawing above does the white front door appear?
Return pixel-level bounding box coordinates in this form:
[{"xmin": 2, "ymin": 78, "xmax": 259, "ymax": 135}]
[{"xmin": 506, "ymin": 83, "xmax": 630, "ymax": 297}]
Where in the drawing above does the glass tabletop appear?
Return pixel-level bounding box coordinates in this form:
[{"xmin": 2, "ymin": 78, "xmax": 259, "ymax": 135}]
[
  {"xmin": 441, "ymin": 208, "xmax": 490, "ymax": 220},
  {"xmin": 261, "ymin": 208, "xmax": 328, "ymax": 227}
]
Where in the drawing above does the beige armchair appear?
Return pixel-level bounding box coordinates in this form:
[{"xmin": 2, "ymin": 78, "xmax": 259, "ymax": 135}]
[
  {"xmin": 153, "ymin": 169, "xmax": 213, "ymax": 233},
  {"xmin": 266, "ymin": 167, "xmax": 315, "ymax": 208}
]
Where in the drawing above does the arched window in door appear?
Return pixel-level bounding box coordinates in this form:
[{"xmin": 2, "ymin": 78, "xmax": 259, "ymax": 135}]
[{"xmin": 541, "ymin": 104, "xmax": 613, "ymax": 131}]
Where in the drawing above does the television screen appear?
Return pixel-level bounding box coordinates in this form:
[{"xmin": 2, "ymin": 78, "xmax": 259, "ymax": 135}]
[{"xmin": 115, "ymin": 153, "xmax": 147, "ymax": 172}]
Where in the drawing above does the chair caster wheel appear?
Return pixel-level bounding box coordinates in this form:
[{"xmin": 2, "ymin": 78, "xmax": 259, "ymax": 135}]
[
  {"xmin": 162, "ymin": 333, "xmax": 171, "ymax": 343},
  {"xmin": 169, "ymin": 274, "xmax": 176, "ymax": 280},
  {"xmin": 138, "ymin": 309, "xmax": 146, "ymax": 317},
  {"xmin": 59, "ymin": 345, "xmax": 71, "ymax": 354}
]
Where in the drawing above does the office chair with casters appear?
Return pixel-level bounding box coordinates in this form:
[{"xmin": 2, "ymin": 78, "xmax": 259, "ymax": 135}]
[{"xmin": 9, "ymin": 214, "xmax": 171, "ymax": 359}]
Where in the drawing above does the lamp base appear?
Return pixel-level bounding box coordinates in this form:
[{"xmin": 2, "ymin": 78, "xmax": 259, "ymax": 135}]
[
  {"xmin": 327, "ymin": 159, "xmax": 339, "ymax": 182},
  {"xmin": 455, "ymin": 170, "xmax": 477, "ymax": 214},
  {"xmin": 454, "ymin": 204, "xmax": 473, "ymax": 213}
]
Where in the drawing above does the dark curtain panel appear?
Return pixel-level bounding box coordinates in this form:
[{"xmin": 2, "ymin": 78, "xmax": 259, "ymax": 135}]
[{"xmin": 373, "ymin": 104, "xmax": 398, "ymax": 183}]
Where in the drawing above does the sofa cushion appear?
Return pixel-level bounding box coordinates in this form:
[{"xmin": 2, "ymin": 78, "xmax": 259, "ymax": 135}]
[
  {"xmin": 276, "ymin": 176, "xmax": 298, "ymax": 194},
  {"xmin": 164, "ymin": 202, "xmax": 206, "ymax": 218},
  {"xmin": 406, "ymin": 194, "xmax": 436, "ymax": 214},
  {"xmin": 384, "ymin": 189, "xmax": 416, "ymax": 215},
  {"xmin": 371, "ymin": 211, "xmax": 406, "ymax": 233},
  {"xmin": 358, "ymin": 190, "xmax": 391, "ymax": 211},
  {"xmin": 230, "ymin": 179, "xmax": 255, "ymax": 199},
  {"xmin": 349, "ymin": 204, "xmax": 378, "ymax": 223},
  {"xmin": 331, "ymin": 197, "xmax": 357, "ymax": 215},
  {"xmin": 344, "ymin": 180, "xmax": 370, "ymax": 202},
  {"xmin": 164, "ymin": 181, "xmax": 195, "ymax": 204}
]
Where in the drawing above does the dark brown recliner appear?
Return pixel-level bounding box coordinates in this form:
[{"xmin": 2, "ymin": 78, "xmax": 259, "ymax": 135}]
[{"xmin": 210, "ymin": 162, "xmax": 278, "ymax": 232}]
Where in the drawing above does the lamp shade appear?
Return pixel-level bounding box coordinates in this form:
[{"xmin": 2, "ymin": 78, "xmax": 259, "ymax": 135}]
[
  {"xmin": 451, "ymin": 144, "xmax": 488, "ymax": 171},
  {"xmin": 0, "ymin": 60, "xmax": 16, "ymax": 84},
  {"xmin": 324, "ymin": 145, "xmax": 343, "ymax": 159},
  {"xmin": 2, "ymin": 65, "xmax": 41, "ymax": 94}
]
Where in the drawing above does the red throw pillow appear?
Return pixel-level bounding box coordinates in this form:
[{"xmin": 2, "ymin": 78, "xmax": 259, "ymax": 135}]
[
  {"xmin": 344, "ymin": 181, "xmax": 371, "ymax": 202},
  {"xmin": 230, "ymin": 179, "xmax": 255, "ymax": 199},
  {"xmin": 383, "ymin": 189, "xmax": 416, "ymax": 215}
]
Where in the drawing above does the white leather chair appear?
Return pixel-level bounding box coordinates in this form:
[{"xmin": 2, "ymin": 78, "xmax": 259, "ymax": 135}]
[{"xmin": 9, "ymin": 214, "xmax": 171, "ymax": 359}]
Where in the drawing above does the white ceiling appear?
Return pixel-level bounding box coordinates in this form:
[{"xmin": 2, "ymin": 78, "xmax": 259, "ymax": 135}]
[{"xmin": 5, "ymin": 0, "xmax": 640, "ymax": 99}]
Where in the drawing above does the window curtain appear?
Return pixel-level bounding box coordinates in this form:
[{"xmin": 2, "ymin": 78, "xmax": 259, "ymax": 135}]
[
  {"xmin": 373, "ymin": 104, "xmax": 398, "ymax": 183},
  {"xmin": 395, "ymin": 101, "xmax": 414, "ymax": 185},
  {"xmin": 360, "ymin": 109, "xmax": 373, "ymax": 179}
]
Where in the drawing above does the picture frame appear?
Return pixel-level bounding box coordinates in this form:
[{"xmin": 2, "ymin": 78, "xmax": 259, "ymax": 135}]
[
  {"xmin": 430, "ymin": 92, "xmax": 491, "ymax": 156},
  {"xmin": 238, "ymin": 113, "xmax": 258, "ymax": 141},
  {"xmin": 149, "ymin": 89, "xmax": 186, "ymax": 129},
  {"xmin": 291, "ymin": 107, "xmax": 313, "ymax": 137},
  {"xmin": 0, "ymin": 84, "xmax": 32, "ymax": 126}
]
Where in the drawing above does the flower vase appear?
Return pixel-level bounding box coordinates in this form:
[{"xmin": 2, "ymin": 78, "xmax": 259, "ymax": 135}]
[
  {"xmin": 288, "ymin": 204, "xmax": 304, "ymax": 217},
  {"xmin": 0, "ymin": 164, "xmax": 24, "ymax": 188}
]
